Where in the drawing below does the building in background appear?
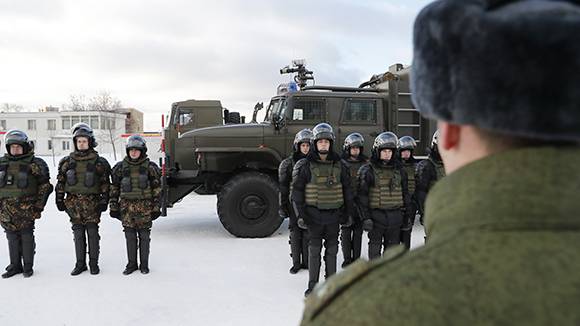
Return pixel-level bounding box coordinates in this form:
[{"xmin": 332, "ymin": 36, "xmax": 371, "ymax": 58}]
[{"xmin": 0, "ymin": 107, "xmax": 144, "ymax": 157}]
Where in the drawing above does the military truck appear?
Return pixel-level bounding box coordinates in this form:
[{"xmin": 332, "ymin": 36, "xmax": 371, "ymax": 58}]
[{"xmin": 160, "ymin": 63, "xmax": 437, "ymax": 238}]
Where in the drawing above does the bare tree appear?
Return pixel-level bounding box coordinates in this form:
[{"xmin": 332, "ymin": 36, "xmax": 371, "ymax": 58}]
[
  {"xmin": 90, "ymin": 91, "xmax": 123, "ymax": 160},
  {"xmin": 67, "ymin": 95, "xmax": 89, "ymax": 111},
  {"xmin": 0, "ymin": 103, "xmax": 23, "ymax": 113},
  {"xmin": 66, "ymin": 91, "xmax": 124, "ymax": 160}
]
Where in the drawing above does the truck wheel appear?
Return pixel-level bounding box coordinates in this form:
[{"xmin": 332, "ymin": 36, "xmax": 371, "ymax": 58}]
[
  {"xmin": 227, "ymin": 112, "xmax": 241, "ymax": 124},
  {"xmin": 217, "ymin": 172, "xmax": 282, "ymax": 238}
]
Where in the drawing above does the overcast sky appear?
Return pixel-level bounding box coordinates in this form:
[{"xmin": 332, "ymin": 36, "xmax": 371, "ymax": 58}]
[{"xmin": 0, "ymin": 0, "xmax": 433, "ymax": 130}]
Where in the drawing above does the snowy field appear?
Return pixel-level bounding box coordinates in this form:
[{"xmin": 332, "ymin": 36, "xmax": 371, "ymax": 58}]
[{"xmin": 0, "ymin": 155, "xmax": 425, "ymax": 326}]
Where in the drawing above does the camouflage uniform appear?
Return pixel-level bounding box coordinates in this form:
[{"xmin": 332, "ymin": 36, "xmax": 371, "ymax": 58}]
[
  {"xmin": 110, "ymin": 153, "xmax": 161, "ymax": 275},
  {"xmin": 0, "ymin": 131, "xmax": 53, "ymax": 278},
  {"xmin": 56, "ymin": 149, "xmax": 111, "ymax": 275}
]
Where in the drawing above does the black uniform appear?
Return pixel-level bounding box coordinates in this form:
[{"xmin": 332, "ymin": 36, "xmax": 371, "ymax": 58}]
[
  {"xmin": 339, "ymin": 153, "xmax": 367, "ymax": 267},
  {"xmin": 291, "ymin": 150, "xmax": 354, "ymax": 295},
  {"xmin": 415, "ymin": 150, "xmax": 446, "ymax": 225},
  {"xmin": 400, "ymin": 156, "xmax": 419, "ymax": 249},
  {"xmin": 279, "ymin": 151, "xmax": 309, "ymax": 273},
  {"xmin": 358, "ymin": 157, "xmax": 411, "ymax": 259}
]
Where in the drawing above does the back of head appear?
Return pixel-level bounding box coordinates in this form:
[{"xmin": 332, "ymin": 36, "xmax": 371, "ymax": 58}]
[{"xmin": 411, "ymin": 0, "xmax": 580, "ymax": 146}]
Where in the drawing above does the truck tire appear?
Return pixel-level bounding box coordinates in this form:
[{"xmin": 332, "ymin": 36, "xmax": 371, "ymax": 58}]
[
  {"xmin": 228, "ymin": 112, "xmax": 241, "ymax": 124},
  {"xmin": 217, "ymin": 172, "xmax": 282, "ymax": 238}
]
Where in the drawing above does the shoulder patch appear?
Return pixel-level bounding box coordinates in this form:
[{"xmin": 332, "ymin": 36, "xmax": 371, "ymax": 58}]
[{"xmin": 303, "ymin": 245, "xmax": 407, "ymax": 322}]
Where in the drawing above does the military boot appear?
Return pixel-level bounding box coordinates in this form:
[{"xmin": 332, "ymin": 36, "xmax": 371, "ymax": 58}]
[
  {"xmin": 70, "ymin": 224, "xmax": 87, "ymax": 276},
  {"xmin": 21, "ymin": 229, "xmax": 35, "ymax": 278},
  {"xmin": 340, "ymin": 227, "xmax": 353, "ymax": 268},
  {"xmin": 2, "ymin": 231, "xmax": 23, "ymax": 278},
  {"xmin": 86, "ymin": 223, "xmax": 100, "ymax": 275},
  {"xmin": 324, "ymin": 244, "xmax": 338, "ymax": 278},
  {"xmin": 138, "ymin": 229, "xmax": 150, "ymax": 274},
  {"xmin": 123, "ymin": 227, "xmax": 138, "ymax": 275},
  {"xmin": 289, "ymin": 228, "xmax": 302, "ymax": 274},
  {"xmin": 306, "ymin": 244, "xmax": 322, "ymax": 297}
]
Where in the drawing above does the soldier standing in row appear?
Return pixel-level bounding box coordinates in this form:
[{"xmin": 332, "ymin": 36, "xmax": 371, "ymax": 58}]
[
  {"xmin": 109, "ymin": 135, "xmax": 161, "ymax": 275},
  {"xmin": 415, "ymin": 130, "xmax": 445, "ymax": 226},
  {"xmin": 398, "ymin": 136, "xmax": 418, "ymax": 249},
  {"xmin": 339, "ymin": 133, "xmax": 367, "ymax": 267},
  {"xmin": 56, "ymin": 123, "xmax": 111, "ymax": 276},
  {"xmin": 279, "ymin": 129, "xmax": 312, "ymax": 274},
  {"xmin": 291, "ymin": 123, "xmax": 353, "ymax": 297},
  {"xmin": 358, "ymin": 132, "xmax": 411, "ymax": 260},
  {"xmin": 0, "ymin": 130, "xmax": 53, "ymax": 278}
]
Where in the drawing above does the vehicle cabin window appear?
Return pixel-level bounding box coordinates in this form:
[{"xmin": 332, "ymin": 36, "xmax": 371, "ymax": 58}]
[
  {"xmin": 177, "ymin": 111, "xmax": 194, "ymax": 126},
  {"xmin": 291, "ymin": 99, "xmax": 324, "ymax": 121},
  {"xmin": 343, "ymin": 99, "xmax": 377, "ymax": 123}
]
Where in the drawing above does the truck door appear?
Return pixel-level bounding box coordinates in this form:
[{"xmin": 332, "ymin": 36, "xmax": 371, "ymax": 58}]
[
  {"xmin": 284, "ymin": 97, "xmax": 327, "ymax": 155},
  {"xmin": 338, "ymin": 98, "xmax": 381, "ymax": 157}
]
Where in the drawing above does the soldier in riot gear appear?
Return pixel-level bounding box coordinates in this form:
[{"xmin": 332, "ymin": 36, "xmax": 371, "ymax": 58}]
[
  {"xmin": 109, "ymin": 135, "xmax": 161, "ymax": 275},
  {"xmin": 358, "ymin": 132, "xmax": 411, "ymax": 260},
  {"xmin": 0, "ymin": 130, "xmax": 53, "ymax": 278},
  {"xmin": 279, "ymin": 129, "xmax": 312, "ymax": 274},
  {"xmin": 291, "ymin": 123, "xmax": 354, "ymax": 297},
  {"xmin": 415, "ymin": 130, "xmax": 445, "ymax": 225},
  {"xmin": 398, "ymin": 136, "xmax": 419, "ymax": 249},
  {"xmin": 56, "ymin": 123, "xmax": 111, "ymax": 276},
  {"xmin": 339, "ymin": 133, "xmax": 368, "ymax": 267}
]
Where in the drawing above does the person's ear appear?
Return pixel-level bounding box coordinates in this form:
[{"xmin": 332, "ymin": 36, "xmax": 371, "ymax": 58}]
[{"xmin": 439, "ymin": 122, "xmax": 461, "ymax": 151}]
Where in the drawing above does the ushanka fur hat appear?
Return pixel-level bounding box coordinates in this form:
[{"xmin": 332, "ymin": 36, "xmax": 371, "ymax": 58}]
[{"xmin": 411, "ymin": 0, "xmax": 580, "ymax": 142}]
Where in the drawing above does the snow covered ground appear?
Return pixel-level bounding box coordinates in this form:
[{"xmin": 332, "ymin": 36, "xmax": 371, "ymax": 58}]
[{"xmin": 0, "ymin": 156, "xmax": 425, "ymax": 326}]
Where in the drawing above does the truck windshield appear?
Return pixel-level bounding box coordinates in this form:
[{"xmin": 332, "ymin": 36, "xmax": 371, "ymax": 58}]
[{"xmin": 264, "ymin": 99, "xmax": 287, "ymax": 122}]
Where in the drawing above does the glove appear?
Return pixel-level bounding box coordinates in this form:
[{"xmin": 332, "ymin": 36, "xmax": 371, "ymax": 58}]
[
  {"xmin": 151, "ymin": 211, "xmax": 161, "ymax": 220},
  {"xmin": 56, "ymin": 200, "xmax": 66, "ymax": 212},
  {"xmin": 362, "ymin": 219, "xmax": 374, "ymax": 232},
  {"xmin": 109, "ymin": 210, "xmax": 121, "ymax": 220},
  {"xmin": 97, "ymin": 198, "xmax": 108, "ymax": 212},
  {"xmin": 297, "ymin": 218, "xmax": 308, "ymax": 230}
]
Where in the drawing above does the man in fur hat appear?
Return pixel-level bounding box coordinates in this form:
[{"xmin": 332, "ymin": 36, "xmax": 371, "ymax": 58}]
[{"xmin": 301, "ymin": 0, "xmax": 580, "ymax": 324}]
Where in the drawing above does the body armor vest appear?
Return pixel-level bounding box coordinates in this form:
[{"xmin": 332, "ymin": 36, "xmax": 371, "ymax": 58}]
[
  {"xmin": 428, "ymin": 158, "xmax": 446, "ymax": 188},
  {"xmin": 305, "ymin": 160, "xmax": 344, "ymax": 210},
  {"xmin": 0, "ymin": 156, "xmax": 38, "ymax": 198},
  {"xmin": 64, "ymin": 157, "xmax": 100, "ymax": 194},
  {"xmin": 369, "ymin": 163, "xmax": 404, "ymax": 210},
  {"xmin": 402, "ymin": 161, "xmax": 416, "ymax": 194},
  {"xmin": 120, "ymin": 159, "xmax": 152, "ymax": 200}
]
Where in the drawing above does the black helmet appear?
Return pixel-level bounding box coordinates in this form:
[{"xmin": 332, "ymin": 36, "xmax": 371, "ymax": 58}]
[
  {"xmin": 343, "ymin": 133, "xmax": 365, "ymax": 152},
  {"xmin": 126, "ymin": 135, "xmax": 147, "ymax": 157},
  {"xmin": 372, "ymin": 132, "xmax": 398, "ymax": 159},
  {"xmin": 4, "ymin": 129, "xmax": 30, "ymax": 155},
  {"xmin": 431, "ymin": 130, "xmax": 440, "ymax": 147},
  {"xmin": 293, "ymin": 129, "xmax": 313, "ymax": 152},
  {"xmin": 398, "ymin": 136, "xmax": 417, "ymax": 151},
  {"xmin": 312, "ymin": 123, "xmax": 335, "ymax": 154},
  {"xmin": 72, "ymin": 122, "xmax": 97, "ymax": 149}
]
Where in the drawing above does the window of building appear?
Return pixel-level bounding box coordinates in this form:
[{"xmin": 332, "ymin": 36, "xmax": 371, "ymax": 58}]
[
  {"xmin": 291, "ymin": 98, "xmax": 325, "ymax": 121},
  {"xmin": 27, "ymin": 120, "xmax": 36, "ymax": 130},
  {"xmin": 62, "ymin": 116, "xmax": 71, "ymax": 130},
  {"xmin": 90, "ymin": 116, "xmax": 99, "ymax": 129},
  {"xmin": 342, "ymin": 99, "xmax": 377, "ymax": 123},
  {"xmin": 81, "ymin": 115, "xmax": 90, "ymax": 124},
  {"xmin": 0, "ymin": 120, "xmax": 6, "ymax": 131},
  {"xmin": 71, "ymin": 116, "xmax": 80, "ymax": 127},
  {"xmin": 62, "ymin": 141, "xmax": 70, "ymax": 151},
  {"xmin": 47, "ymin": 119, "xmax": 56, "ymax": 130},
  {"xmin": 48, "ymin": 140, "xmax": 52, "ymax": 150}
]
